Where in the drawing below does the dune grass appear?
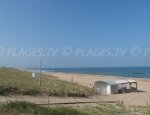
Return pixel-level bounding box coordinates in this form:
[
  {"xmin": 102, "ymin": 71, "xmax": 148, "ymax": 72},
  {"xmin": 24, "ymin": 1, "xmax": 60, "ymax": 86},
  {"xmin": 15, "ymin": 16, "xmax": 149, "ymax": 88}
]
[
  {"xmin": 0, "ymin": 101, "xmax": 87, "ymax": 115},
  {"xmin": 126, "ymin": 105, "xmax": 150, "ymax": 115},
  {"xmin": 0, "ymin": 67, "xmax": 94, "ymax": 97},
  {"xmin": 80, "ymin": 103, "xmax": 126, "ymax": 115},
  {"xmin": 82, "ymin": 104, "xmax": 150, "ymax": 115},
  {"xmin": 1, "ymin": 101, "xmax": 150, "ymax": 115}
]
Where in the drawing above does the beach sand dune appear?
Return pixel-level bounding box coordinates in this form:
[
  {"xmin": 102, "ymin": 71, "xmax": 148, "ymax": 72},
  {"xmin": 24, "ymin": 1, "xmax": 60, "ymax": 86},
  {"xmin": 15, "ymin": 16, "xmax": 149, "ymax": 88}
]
[
  {"xmin": 46, "ymin": 72, "xmax": 150, "ymax": 106},
  {"xmin": 0, "ymin": 72, "xmax": 149, "ymax": 106}
]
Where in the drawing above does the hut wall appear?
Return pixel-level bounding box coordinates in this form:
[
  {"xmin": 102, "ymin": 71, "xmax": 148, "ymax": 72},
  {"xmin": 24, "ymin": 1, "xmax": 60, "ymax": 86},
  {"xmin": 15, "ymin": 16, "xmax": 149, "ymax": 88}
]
[
  {"xmin": 106, "ymin": 85, "xmax": 111, "ymax": 95},
  {"xmin": 94, "ymin": 82, "xmax": 107, "ymax": 94},
  {"xmin": 111, "ymin": 85, "xmax": 119, "ymax": 94}
]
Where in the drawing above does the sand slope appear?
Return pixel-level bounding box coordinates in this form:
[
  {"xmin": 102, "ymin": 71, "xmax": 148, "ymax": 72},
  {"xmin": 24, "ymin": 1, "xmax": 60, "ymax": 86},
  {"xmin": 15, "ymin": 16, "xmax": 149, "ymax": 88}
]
[{"xmin": 47, "ymin": 72, "xmax": 150, "ymax": 106}]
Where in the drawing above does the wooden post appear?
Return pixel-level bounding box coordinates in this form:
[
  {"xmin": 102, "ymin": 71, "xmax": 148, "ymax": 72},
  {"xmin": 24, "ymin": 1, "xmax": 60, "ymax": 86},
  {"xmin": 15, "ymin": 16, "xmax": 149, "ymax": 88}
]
[
  {"xmin": 71, "ymin": 73, "xmax": 74, "ymax": 83},
  {"xmin": 39, "ymin": 59, "xmax": 42, "ymax": 87}
]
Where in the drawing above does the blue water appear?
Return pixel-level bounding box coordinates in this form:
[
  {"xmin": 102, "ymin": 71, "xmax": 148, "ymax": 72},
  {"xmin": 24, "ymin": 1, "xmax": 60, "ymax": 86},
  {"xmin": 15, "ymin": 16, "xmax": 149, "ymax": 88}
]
[
  {"xmin": 43, "ymin": 67, "xmax": 150, "ymax": 78},
  {"xmin": 42, "ymin": 67, "xmax": 150, "ymax": 78}
]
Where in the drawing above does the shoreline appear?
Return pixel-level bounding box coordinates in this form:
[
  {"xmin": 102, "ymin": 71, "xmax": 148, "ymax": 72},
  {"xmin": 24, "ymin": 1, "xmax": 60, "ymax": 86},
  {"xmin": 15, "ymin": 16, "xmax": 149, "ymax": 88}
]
[
  {"xmin": 26, "ymin": 66, "xmax": 150, "ymax": 79},
  {"xmin": 44, "ymin": 72, "xmax": 150, "ymax": 82}
]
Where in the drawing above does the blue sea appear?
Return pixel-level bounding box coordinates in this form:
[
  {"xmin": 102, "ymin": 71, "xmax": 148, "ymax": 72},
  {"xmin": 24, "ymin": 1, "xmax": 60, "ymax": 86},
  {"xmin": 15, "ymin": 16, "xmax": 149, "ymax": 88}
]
[{"xmin": 42, "ymin": 67, "xmax": 150, "ymax": 78}]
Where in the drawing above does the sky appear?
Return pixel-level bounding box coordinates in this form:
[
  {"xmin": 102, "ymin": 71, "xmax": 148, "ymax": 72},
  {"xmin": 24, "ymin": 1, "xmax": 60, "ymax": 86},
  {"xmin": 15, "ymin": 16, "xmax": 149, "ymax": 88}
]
[{"xmin": 0, "ymin": 0, "xmax": 150, "ymax": 68}]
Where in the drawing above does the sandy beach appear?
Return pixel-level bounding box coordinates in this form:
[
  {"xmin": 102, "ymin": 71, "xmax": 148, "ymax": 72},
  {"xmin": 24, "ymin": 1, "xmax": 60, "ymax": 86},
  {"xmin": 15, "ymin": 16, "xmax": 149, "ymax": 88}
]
[
  {"xmin": 45, "ymin": 72, "xmax": 150, "ymax": 106},
  {"xmin": 0, "ymin": 71, "xmax": 149, "ymax": 106}
]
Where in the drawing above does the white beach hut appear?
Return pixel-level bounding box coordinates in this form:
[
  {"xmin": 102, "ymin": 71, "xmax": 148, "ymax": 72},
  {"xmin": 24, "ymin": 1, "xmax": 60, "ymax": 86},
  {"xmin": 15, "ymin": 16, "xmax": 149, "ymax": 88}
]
[{"xmin": 94, "ymin": 79, "xmax": 137, "ymax": 95}]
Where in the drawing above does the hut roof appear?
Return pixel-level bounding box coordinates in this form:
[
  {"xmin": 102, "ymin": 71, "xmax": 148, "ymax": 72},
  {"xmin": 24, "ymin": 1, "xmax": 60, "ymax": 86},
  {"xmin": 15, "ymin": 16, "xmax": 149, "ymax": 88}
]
[{"xmin": 95, "ymin": 79, "xmax": 137, "ymax": 85}]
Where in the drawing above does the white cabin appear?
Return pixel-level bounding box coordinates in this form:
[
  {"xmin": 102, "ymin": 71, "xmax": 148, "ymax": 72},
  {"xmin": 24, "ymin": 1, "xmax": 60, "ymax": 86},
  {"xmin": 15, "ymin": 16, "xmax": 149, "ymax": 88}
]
[{"xmin": 94, "ymin": 79, "xmax": 137, "ymax": 95}]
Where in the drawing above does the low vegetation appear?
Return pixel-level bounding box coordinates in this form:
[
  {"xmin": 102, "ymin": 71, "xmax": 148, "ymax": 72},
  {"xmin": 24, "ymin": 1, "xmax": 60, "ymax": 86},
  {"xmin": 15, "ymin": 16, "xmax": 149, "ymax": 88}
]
[
  {"xmin": 0, "ymin": 101, "xmax": 150, "ymax": 115},
  {"xmin": 0, "ymin": 101, "xmax": 87, "ymax": 115},
  {"xmin": 0, "ymin": 67, "xmax": 94, "ymax": 97},
  {"xmin": 80, "ymin": 103, "xmax": 126, "ymax": 115}
]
